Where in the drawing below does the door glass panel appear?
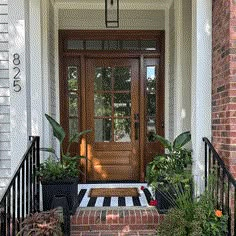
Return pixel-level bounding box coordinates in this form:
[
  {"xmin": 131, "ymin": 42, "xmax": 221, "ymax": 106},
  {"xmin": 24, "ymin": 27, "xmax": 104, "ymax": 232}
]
[
  {"xmin": 147, "ymin": 94, "xmax": 156, "ymax": 116},
  {"xmin": 146, "ymin": 65, "xmax": 157, "ymax": 142},
  {"xmin": 122, "ymin": 40, "xmax": 139, "ymax": 50},
  {"xmin": 146, "ymin": 66, "xmax": 156, "ymax": 93},
  {"xmin": 114, "ymin": 93, "xmax": 131, "ymax": 117},
  {"xmin": 141, "ymin": 41, "xmax": 157, "ymax": 51},
  {"xmin": 94, "ymin": 93, "xmax": 112, "ymax": 116},
  {"xmin": 67, "ymin": 40, "xmax": 84, "ymax": 50},
  {"xmin": 68, "ymin": 66, "xmax": 78, "ymax": 91},
  {"xmin": 104, "ymin": 40, "xmax": 120, "ymax": 50},
  {"xmin": 69, "ymin": 92, "xmax": 78, "ymax": 116},
  {"xmin": 114, "ymin": 67, "xmax": 131, "ymax": 90},
  {"xmin": 147, "ymin": 118, "xmax": 156, "ymax": 142},
  {"xmin": 66, "ymin": 40, "xmax": 159, "ymax": 52},
  {"xmin": 86, "ymin": 40, "xmax": 103, "ymax": 50},
  {"xmin": 94, "ymin": 65, "xmax": 132, "ymax": 143},
  {"xmin": 95, "ymin": 119, "xmax": 112, "ymax": 142},
  {"xmin": 114, "ymin": 119, "xmax": 131, "ymax": 142},
  {"xmin": 69, "ymin": 118, "xmax": 78, "ymax": 137},
  {"xmin": 95, "ymin": 67, "xmax": 112, "ymax": 91}
]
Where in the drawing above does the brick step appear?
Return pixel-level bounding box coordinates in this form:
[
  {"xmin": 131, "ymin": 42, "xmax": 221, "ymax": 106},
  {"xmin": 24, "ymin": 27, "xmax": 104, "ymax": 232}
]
[
  {"xmin": 71, "ymin": 207, "xmax": 163, "ymax": 235},
  {"xmin": 71, "ymin": 230, "xmax": 157, "ymax": 236}
]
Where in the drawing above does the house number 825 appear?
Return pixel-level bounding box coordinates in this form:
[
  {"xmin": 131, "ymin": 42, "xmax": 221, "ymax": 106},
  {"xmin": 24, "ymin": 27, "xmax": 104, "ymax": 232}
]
[{"xmin": 13, "ymin": 53, "xmax": 21, "ymax": 92}]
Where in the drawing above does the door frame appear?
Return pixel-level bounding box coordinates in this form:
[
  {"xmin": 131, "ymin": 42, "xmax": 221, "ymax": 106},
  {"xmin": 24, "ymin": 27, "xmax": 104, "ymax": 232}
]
[{"xmin": 59, "ymin": 30, "xmax": 165, "ymax": 182}]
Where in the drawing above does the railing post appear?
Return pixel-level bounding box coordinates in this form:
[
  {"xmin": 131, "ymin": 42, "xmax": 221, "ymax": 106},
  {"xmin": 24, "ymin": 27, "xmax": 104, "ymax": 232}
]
[
  {"xmin": 204, "ymin": 141, "xmax": 207, "ymax": 188},
  {"xmin": 36, "ymin": 136, "xmax": 40, "ymax": 212},
  {"xmin": 0, "ymin": 202, "xmax": 6, "ymax": 236}
]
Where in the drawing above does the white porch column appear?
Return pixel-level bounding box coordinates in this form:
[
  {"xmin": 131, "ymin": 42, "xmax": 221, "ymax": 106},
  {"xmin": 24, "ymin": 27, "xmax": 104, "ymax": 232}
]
[
  {"xmin": 9, "ymin": 0, "xmax": 31, "ymax": 172},
  {"xmin": 191, "ymin": 0, "xmax": 212, "ymax": 194},
  {"xmin": 174, "ymin": 0, "xmax": 183, "ymax": 137},
  {"xmin": 29, "ymin": 0, "xmax": 47, "ymax": 147}
]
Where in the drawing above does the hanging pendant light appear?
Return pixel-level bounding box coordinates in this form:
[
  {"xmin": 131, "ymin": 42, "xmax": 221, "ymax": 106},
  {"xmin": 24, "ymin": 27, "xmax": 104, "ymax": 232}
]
[{"xmin": 105, "ymin": 0, "xmax": 119, "ymax": 28}]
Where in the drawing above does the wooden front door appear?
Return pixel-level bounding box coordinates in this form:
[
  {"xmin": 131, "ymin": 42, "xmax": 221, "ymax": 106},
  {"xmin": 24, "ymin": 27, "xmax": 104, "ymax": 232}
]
[
  {"xmin": 86, "ymin": 58, "xmax": 140, "ymax": 181},
  {"xmin": 59, "ymin": 30, "xmax": 165, "ymax": 182}
]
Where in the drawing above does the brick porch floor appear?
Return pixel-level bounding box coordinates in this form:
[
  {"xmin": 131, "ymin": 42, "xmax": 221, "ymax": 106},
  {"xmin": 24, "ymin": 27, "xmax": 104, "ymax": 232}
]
[{"xmin": 71, "ymin": 207, "xmax": 163, "ymax": 236}]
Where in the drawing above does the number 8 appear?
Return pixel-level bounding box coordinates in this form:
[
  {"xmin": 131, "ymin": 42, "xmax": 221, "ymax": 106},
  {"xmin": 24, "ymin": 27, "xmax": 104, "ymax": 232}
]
[{"xmin": 13, "ymin": 54, "xmax": 20, "ymax": 66}]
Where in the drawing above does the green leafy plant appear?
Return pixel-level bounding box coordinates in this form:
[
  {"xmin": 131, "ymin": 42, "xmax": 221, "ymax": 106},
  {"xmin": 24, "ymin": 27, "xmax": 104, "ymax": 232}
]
[
  {"xmin": 38, "ymin": 114, "xmax": 91, "ymax": 182},
  {"xmin": 17, "ymin": 209, "xmax": 63, "ymax": 236},
  {"xmin": 146, "ymin": 131, "xmax": 192, "ymax": 191},
  {"xmin": 157, "ymin": 184, "xmax": 228, "ymax": 236}
]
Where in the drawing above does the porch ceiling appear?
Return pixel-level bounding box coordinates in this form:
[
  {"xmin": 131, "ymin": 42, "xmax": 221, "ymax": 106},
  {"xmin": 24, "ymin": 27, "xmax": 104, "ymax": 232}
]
[{"xmin": 54, "ymin": 0, "xmax": 171, "ymax": 10}]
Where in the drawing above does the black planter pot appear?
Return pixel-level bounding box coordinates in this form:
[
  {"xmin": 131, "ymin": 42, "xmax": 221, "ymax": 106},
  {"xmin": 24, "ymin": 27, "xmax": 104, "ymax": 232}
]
[
  {"xmin": 41, "ymin": 179, "xmax": 78, "ymax": 215},
  {"xmin": 155, "ymin": 188, "xmax": 176, "ymax": 214}
]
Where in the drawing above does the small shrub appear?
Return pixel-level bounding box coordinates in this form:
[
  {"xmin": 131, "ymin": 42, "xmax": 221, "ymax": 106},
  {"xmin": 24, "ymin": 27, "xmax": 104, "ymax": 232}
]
[
  {"xmin": 157, "ymin": 186, "xmax": 228, "ymax": 236},
  {"xmin": 17, "ymin": 209, "xmax": 63, "ymax": 236}
]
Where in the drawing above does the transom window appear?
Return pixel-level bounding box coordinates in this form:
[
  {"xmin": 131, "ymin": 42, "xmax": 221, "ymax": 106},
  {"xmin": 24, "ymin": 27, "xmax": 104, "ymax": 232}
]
[{"xmin": 67, "ymin": 40, "xmax": 158, "ymax": 51}]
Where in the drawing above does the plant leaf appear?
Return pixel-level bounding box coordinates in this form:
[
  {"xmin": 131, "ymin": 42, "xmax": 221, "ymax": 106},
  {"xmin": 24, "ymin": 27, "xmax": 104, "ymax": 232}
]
[
  {"xmin": 40, "ymin": 147, "xmax": 56, "ymax": 154},
  {"xmin": 68, "ymin": 129, "xmax": 92, "ymax": 143},
  {"xmin": 45, "ymin": 114, "xmax": 65, "ymax": 144},
  {"xmin": 155, "ymin": 134, "xmax": 172, "ymax": 151},
  {"xmin": 173, "ymin": 131, "xmax": 191, "ymax": 149}
]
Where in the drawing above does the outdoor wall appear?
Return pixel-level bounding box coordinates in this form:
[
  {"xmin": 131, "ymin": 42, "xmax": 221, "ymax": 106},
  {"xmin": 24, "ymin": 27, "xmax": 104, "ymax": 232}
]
[
  {"xmin": 59, "ymin": 9, "xmax": 165, "ymax": 30},
  {"xmin": 0, "ymin": 0, "xmax": 10, "ymax": 192},
  {"xmin": 212, "ymin": 0, "xmax": 236, "ymax": 175},
  {"xmin": 168, "ymin": 1, "xmax": 175, "ymax": 141}
]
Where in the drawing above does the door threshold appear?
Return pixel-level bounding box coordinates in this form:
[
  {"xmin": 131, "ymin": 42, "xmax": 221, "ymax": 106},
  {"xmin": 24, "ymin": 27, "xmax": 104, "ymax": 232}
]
[{"xmin": 87, "ymin": 180, "xmax": 144, "ymax": 184}]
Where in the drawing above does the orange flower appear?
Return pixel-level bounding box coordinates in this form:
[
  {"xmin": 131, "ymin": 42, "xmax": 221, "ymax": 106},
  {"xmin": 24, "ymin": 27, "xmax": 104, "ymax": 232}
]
[{"xmin": 215, "ymin": 210, "xmax": 223, "ymax": 218}]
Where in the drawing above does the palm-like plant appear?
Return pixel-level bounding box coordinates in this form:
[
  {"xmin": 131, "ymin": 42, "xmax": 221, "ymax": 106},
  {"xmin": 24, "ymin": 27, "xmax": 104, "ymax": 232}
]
[
  {"xmin": 38, "ymin": 114, "xmax": 91, "ymax": 182},
  {"xmin": 146, "ymin": 131, "xmax": 192, "ymax": 191}
]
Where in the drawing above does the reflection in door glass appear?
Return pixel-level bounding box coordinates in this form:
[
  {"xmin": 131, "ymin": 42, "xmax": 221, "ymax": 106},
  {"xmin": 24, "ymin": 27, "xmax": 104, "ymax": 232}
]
[
  {"xmin": 68, "ymin": 66, "xmax": 78, "ymax": 91},
  {"xmin": 114, "ymin": 119, "xmax": 131, "ymax": 142},
  {"xmin": 114, "ymin": 67, "xmax": 131, "ymax": 90},
  {"xmin": 95, "ymin": 119, "xmax": 112, "ymax": 142},
  {"xmin": 94, "ymin": 93, "xmax": 112, "ymax": 116},
  {"xmin": 147, "ymin": 94, "xmax": 156, "ymax": 116},
  {"xmin": 69, "ymin": 92, "xmax": 78, "ymax": 116},
  {"xmin": 147, "ymin": 118, "xmax": 156, "ymax": 142},
  {"xmin": 146, "ymin": 66, "xmax": 156, "ymax": 93},
  {"xmin": 94, "ymin": 67, "xmax": 112, "ymax": 91},
  {"xmin": 114, "ymin": 93, "xmax": 131, "ymax": 117},
  {"xmin": 146, "ymin": 66, "xmax": 157, "ymax": 142},
  {"xmin": 69, "ymin": 118, "xmax": 78, "ymax": 137}
]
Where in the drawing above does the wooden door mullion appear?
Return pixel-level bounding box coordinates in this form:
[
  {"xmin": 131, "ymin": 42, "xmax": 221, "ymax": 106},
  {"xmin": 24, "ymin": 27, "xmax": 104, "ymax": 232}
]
[{"xmin": 111, "ymin": 67, "xmax": 115, "ymax": 142}]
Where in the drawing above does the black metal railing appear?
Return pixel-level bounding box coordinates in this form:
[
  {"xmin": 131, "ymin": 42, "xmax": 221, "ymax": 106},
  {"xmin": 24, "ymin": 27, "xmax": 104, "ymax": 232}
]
[
  {"xmin": 203, "ymin": 137, "xmax": 236, "ymax": 236},
  {"xmin": 0, "ymin": 136, "xmax": 40, "ymax": 236}
]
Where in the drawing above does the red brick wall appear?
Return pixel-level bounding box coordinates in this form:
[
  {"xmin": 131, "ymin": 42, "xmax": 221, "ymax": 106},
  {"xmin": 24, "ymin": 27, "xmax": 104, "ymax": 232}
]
[{"xmin": 212, "ymin": 0, "xmax": 236, "ymax": 174}]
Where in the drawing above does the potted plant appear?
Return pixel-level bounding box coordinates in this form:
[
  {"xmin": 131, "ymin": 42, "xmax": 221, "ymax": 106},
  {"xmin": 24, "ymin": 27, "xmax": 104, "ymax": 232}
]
[
  {"xmin": 38, "ymin": 114, "xmax": 91, "ymax": 214},
  {"xmin": 17, "ymin": 209, "xmax": 63, "ymax": 236},
  {"xmin": 146, "ymin": 131, "xmax": 192, "ymax": 213}
]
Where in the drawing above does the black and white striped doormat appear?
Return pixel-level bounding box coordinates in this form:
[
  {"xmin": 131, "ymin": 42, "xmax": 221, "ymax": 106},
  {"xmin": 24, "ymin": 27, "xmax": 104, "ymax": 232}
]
[{"xmin": 76, "ymin": 183, "xmax": 154, "ymax": 208}]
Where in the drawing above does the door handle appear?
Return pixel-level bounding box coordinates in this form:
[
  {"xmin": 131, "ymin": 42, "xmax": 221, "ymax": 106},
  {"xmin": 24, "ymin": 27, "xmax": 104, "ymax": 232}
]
[
  {"xmin": 135, "ymin": 122, "xmax": 139, "ymax": 140},
  {"xmin": 134, "ymin": 113, "xmax": 139, "ymax": 120}
]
